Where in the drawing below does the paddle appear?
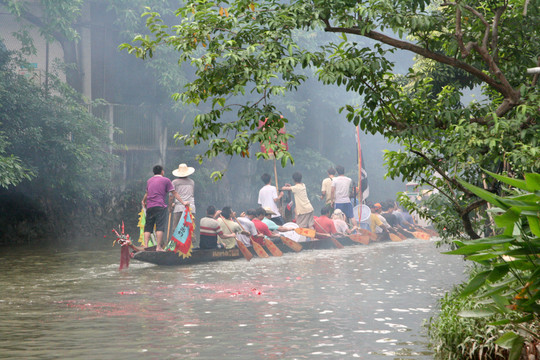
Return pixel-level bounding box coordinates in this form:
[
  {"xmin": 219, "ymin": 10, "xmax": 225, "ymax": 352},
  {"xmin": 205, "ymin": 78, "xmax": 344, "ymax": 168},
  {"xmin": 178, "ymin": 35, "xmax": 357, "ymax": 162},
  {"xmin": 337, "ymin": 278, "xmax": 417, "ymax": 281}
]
[
  {"xmin": 234, "ymin": 215, "xmax": 282, "ymax": 257},
  {"xmin": 218, "ymin": 215, "xmax": 253, "ymax": 261},
  {"xmin": 412, "ymin": 231, "xmax": 431, "ymax": 240},
  {"xmin": 347, "ymin": 233, "xmax": 370, "ymax": 245},
  {"xmin": 357, "ymin": 228, "xmax": 378, "ymax": 241},
  {"xmin": 166, "ymin": 210, "xmax": 172, "ymax": 243},
  {"xmin": 295, "ymin": 227, "xmax": 342, "ymax": 246},
  {"xmin": 280, "ymin": 236, "xmax": 302, "ymax": 252},
  {"xmin": 314, "ymin": 218, "xmax": 345, "ymax": 249},
  {"xmin": 385, "ymin": 228, "xmax": 404, "ymax": 242},
  {"xmin": 295, "ymin": 227, "xmax": 316, "ymax": 238},
  {"xmin": 251, "ymin": 237, "xmax": 270, "ymax": 258}
]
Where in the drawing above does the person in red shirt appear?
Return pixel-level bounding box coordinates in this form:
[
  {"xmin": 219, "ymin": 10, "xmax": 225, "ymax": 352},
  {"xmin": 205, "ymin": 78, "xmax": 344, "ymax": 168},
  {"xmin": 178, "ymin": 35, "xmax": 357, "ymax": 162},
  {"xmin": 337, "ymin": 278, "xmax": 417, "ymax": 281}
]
[
  {"xmin": 251, "ymin": 207, "xmax": 274, "ymax": 245},
  {"xmin": 314, "ymin": 205, "xmax": 337, "ymax": 237}
]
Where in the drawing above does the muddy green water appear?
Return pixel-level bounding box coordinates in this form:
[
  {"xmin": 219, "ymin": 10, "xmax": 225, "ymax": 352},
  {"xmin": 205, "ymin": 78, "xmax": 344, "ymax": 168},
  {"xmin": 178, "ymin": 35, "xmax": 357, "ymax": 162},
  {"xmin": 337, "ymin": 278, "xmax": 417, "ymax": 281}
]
[{"xmin": 0, "ymin": 239, "xmax": 465, "ymax": 359}]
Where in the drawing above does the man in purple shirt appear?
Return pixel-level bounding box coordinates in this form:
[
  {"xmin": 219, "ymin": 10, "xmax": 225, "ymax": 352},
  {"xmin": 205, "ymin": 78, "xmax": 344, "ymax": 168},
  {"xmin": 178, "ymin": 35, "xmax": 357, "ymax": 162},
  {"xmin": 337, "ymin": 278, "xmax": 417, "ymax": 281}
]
[{"xmin": 142, "ymin": 165, "xmax": 189, "ymax": 251}]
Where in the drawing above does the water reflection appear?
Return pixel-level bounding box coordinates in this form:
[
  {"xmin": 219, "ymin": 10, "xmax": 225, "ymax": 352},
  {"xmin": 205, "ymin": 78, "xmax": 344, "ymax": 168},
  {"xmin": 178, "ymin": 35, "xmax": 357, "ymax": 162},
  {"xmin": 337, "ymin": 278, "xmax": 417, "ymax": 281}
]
[{"xmin": 0, "ymin": 239, "xmax": 465, "ymax": 359}]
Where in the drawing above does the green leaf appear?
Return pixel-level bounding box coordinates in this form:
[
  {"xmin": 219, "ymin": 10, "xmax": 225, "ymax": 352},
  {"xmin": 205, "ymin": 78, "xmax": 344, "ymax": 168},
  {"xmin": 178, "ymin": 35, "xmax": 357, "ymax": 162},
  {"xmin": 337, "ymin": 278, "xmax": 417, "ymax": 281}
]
[
  {"xmin": 458, "ymin": 308, "xmax": 496, "ymax": 317},
  {"xmin": 460, "ymin": 270, "xmax": 490, "ymax": 297},
  {"xmin": 484, "ymin": 169, "xmax": 528, "ymax": 190},
  {"xmin": 495, "ymin": 332, "xmax": 524, "ymax": 360},
  {"xmin": 444, "ymin": 243, "xmax": 493, "ymax": 255},
  {"xmin": 525, "ymin": 173, "xmax": 540, "ymax": 191},
  {"xmin": 527, "ymin": 216, "xmax": 540, "ymax": 238},
  {"xmin": 494, "ymin": 208, "xmax": 519, "ymax": 231},
  {"xmin": 457, "ymin": 178, "xmax": 506, "ymax": 208}
]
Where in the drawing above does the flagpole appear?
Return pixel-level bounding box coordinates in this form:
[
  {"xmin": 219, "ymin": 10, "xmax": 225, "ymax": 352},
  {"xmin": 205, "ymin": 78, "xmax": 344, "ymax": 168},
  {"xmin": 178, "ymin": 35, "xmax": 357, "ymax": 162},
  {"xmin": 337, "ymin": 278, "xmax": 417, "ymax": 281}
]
[{"xmin": 356, "ymin": 126, "xmax": 362, "ymax": 224}]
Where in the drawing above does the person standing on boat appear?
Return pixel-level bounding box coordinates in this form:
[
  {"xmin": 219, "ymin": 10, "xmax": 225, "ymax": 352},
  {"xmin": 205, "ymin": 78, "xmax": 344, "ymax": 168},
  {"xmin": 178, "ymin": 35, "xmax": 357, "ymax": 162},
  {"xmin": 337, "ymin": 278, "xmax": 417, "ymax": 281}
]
[
  {"xmin": 169, "ymin": 163, "xmax": 196, "ymax": 239},
  {"xmin": 320, "ymin": 167, "xmax": 336, "ymax": 206},
  {"xmin": 331, "ymin": 165, "xmax": 354, "ymax": 224},
  {"xmin": 142, "ymin": 165, "xmax": 189, "ymax": 251},
  {"xmin": 258, "ymin": 173, "xmax": 285, "ymax": 225},
  {"xmin": 281, "ymin": 172, "xmax": 315, "ymax": 229},
  {"xmin": 200, "ymin": 206, "xmax": 235, "ymax": 249},
  {"xmin": 217, "ymin": 206, "xmax": 250, "ymax": 249}
]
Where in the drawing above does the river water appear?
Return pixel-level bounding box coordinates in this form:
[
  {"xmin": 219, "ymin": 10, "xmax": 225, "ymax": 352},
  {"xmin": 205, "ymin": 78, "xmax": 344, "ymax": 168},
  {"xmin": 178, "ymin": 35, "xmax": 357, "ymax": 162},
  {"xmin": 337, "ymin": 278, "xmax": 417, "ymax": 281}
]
[{"xmin": 0, "ymin": 239, "xmax": 465, "ymax": 359}]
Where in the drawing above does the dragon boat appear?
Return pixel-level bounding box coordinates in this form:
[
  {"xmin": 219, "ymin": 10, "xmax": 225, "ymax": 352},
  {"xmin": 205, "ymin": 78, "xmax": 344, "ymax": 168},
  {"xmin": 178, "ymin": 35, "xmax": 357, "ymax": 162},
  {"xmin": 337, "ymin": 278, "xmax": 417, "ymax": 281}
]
[{"xmin": 131, "ymin": 235, "xmax": 377, "ymax": 266}]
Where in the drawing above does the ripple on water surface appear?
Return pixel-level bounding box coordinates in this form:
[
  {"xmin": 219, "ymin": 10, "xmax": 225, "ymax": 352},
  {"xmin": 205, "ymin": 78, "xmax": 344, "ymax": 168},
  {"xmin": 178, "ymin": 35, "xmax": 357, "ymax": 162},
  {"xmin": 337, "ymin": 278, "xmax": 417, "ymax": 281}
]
[{"xmin": 0, "ymin": 239, "xmax": 465, "ymax": 359}]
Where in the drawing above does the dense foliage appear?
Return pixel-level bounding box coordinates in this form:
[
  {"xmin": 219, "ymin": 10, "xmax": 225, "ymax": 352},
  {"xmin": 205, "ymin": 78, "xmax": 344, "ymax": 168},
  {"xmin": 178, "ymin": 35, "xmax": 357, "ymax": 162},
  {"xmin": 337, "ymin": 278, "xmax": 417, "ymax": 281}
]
[
  {"xmin": 443, "ymin": 171, "xmax": 540, "ymax": 359},
  {"xmin": 0, "ymin": 49, "xmax": 113, "ymax": 243},
  {"xmin": 122, "ymin": 0, "xmax": 539, "ymax": 241}
]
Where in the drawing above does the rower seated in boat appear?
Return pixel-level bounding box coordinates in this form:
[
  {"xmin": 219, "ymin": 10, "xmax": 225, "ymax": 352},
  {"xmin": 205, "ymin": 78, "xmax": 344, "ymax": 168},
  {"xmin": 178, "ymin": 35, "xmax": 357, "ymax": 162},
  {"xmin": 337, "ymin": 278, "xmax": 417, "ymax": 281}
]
[
  {"xmin": 200, "ymin": 206, "xmax": 236, "ymax": 249},
  {"xmin": 217, "ymin": 206, "xmax": 250, "ymax": 249},
  {"xmin": 262, "ymin": 207, "xmax": 295, "ymax": 234},
  {"xmin": 313, "ymin": 205, "xmax": 338, "ymax": 238}
]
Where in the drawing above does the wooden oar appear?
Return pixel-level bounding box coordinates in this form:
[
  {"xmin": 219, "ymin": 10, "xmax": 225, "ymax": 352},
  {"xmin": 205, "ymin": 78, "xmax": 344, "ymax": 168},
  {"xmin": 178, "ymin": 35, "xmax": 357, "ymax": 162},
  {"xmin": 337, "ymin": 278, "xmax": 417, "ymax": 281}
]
[
  {"xmin": 357, "ymin": 228, "xmax": 378, "ymax": 241},
  {"xmin": 294, "ymin": 227, "xmax": 343, "ymax": 248},
  {"xmin": 263, "ymin": 238, "xmax": 283, "ymax": 256},
  {"xmin": 347, "ymin": 233, "xmax": 370, "ymax": 245},
  {"xmin": 396, "ymin": 227, "xmax": 415, "ymax": 239},
  {"xmin": 233, "ymin": 215, "xmax": 281, "ymax": 257},
  {"xmin": 280, "ymin": 236, "xmax": 302, "ymax": 252},
  {"xmin": 251, "ymin": 238, "xmax": 270, "ymax": 258},
  {"xmin": 312, "ymin": 219, "xmax": 346, "ymax": 249},
  {"xmin": 412, "ymin": 231, "xmax": 431, "ymax": 240},
  {"xmin": 237, "ymin": 240, "xmax": 254, "ymax": 261},
  {"xmin": 219, "ymin": 216, "xmax": 253, "ymax": 261},
  {"xmin": 386, "ymin": 228, "xmax": 404, "ymax": 242},
  {"xmin": 295, "ymin": 227, "xmax": 316, "ymax": 238},
  {"xmin": 166, "ymin": 210, "xmax": 172, "ymax": 243}
]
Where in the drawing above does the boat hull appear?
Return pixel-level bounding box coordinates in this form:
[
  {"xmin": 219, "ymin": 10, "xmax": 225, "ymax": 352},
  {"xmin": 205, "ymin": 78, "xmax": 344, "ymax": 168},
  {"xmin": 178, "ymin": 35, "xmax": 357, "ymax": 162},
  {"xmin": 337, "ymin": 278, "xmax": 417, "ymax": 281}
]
[{"xmin": 133, "ymin": 235, "xmax": 379, "ymax": 266}]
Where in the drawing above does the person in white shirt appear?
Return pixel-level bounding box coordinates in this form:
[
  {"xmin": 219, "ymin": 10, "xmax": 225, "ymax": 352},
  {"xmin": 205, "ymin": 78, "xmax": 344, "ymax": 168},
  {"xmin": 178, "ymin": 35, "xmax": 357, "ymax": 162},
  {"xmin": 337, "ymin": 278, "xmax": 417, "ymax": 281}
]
[
  {"xmin": 235, "ymin": 209, "xmax": 258, "ymax": 247},
  {"xmin": 257, "ymin": 173, "xmax": 284, "ymax": 225},
  {"xmin": 331, "ymin": 165, "xmax": 354, "ymax": 223}
]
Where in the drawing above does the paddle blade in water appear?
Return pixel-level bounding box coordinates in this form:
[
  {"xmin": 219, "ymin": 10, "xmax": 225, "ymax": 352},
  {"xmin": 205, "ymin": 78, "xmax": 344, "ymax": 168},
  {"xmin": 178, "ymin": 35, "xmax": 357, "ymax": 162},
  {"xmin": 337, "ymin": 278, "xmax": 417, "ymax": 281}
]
[
  {"xmin": 252, "ymin": 240, "xmax": 269, "ymax": 258},
  {"xmin": 389, "ymin": 233, "xmax": 402, "ymax": 242},
  {"xmin": 358, "ymin": 228, "xmax": 378, "ymax": 241},
  {"xmin": 236, "ymin": 240, "xmax": 253, "ymax": 261},
  {"xmin": 330, "ymin": 237, "xmax": 344, "ymax": 249},
  {"xmin": 280, "ymin": 236, "xmax": 302, "ymax": 252},
  {"xmin": 264, "ymin": 238, "xmax": 283, "ymax": 256},
  {"xmin": 348, "ymin": 234, "xmax": 370, "ymax": 245},
  {"xmin": 413, "ymin": 231, "xmax": 431, "ymax": 240}
]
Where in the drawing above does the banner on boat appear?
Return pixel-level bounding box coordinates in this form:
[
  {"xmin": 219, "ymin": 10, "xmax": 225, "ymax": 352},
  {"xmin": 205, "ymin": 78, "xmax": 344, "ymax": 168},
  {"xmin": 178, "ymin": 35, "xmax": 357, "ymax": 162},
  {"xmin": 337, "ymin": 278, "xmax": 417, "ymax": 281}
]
[{"xmin": 166, "ymin": 206, "xmax": 194, "ymax": 258}]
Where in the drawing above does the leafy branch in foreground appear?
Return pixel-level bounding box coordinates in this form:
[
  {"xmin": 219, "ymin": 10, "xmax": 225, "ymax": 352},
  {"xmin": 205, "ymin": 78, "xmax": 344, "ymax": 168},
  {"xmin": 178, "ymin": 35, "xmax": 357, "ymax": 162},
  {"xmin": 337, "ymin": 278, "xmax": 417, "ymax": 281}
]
[
  {"xmin": 444, "ymin": 171, "xmax": 540, "ymax": 360},
  {"xmin": 120, "ymin": 0, "xmax": 539, "ymax": 240}
]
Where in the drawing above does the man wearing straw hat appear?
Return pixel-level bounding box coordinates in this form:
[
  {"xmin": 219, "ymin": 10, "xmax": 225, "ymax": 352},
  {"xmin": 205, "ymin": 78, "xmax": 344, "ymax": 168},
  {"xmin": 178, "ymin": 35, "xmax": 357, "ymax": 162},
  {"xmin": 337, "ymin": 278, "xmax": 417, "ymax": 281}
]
[
  {"xmin": 170, "ymin": 163, "xmax": 196, "ymax": 235},
  {"xmin": 142, "ymin": 165, "xmax": 189, "ymax": 251}
]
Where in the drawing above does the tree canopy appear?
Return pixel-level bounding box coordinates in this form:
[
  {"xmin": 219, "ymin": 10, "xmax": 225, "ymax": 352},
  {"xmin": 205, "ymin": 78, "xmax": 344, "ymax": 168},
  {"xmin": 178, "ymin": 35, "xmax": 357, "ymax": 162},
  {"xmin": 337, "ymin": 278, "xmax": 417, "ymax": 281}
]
[{"xmin": 123, "ymin": 0, "xmax": 539, "ymax": 239}]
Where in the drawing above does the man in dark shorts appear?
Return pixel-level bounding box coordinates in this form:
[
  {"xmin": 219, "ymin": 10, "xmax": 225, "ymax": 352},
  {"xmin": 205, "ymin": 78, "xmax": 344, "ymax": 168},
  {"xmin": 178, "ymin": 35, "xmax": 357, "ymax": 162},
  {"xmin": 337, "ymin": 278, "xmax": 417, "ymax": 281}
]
[{"xmin": 142, "ymin": 165, "xmax": 189, "ymax": 251}]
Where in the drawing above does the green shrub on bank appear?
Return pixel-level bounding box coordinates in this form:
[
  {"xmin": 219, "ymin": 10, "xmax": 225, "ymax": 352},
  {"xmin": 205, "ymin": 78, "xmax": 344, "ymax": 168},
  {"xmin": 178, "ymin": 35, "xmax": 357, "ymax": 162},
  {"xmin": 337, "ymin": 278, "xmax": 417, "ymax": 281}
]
[
  {"xmin": 430, "ymin": 171, "xmax": 540, "ymax": 359},
  {"xmin": 428, "ymin": 283, "xmax": 508, "ymax": 359}
]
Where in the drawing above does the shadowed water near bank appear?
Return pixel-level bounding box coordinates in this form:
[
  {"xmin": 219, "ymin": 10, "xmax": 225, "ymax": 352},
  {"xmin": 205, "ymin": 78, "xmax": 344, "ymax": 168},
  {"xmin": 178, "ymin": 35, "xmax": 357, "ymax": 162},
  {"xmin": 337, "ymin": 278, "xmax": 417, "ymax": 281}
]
[{"xmin": 0, "ymin": 239, "xmax": 465, "ymax": 359}]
